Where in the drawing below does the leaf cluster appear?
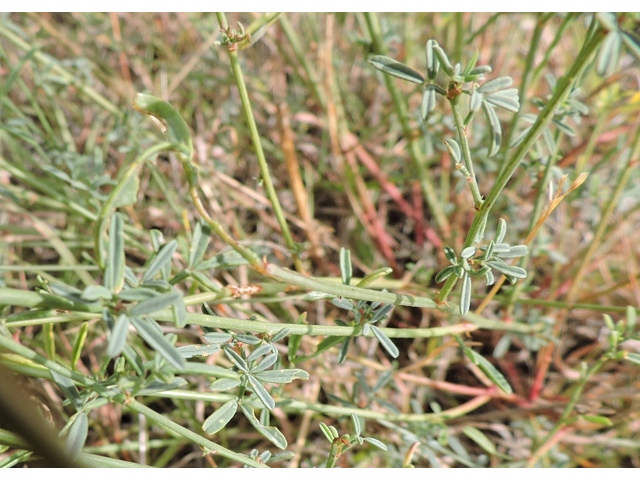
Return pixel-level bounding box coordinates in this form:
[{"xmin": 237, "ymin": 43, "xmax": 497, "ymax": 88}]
[{"xmin": 435, "ymin": 219, "xmax": 528, "ymax": 314}]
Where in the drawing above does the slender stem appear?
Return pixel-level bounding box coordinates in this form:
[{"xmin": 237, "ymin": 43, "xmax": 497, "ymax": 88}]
[
  {"xmin": 80, "ymin": 454, "xmax": 152, "ymax": 468},
  {"xmin": 526, "ymin": 358, "xmax": 606, "ymax": 467},
  {"xmin": 0, "ymin": 336, "xmax": 263, "ymax": 468},
  {"xmin": 187, "ymin": 181, "xmax": 264, "ymax": 270},
  {"xmin": 436, "ymin": 27, "xmax": 606, "ymax": 303},
  {"xmin": 266, "ymin": 264, "xmax": 438, "ymax": 308},
  {"xmin": 363, "ymin": 12, "xmax": 450, "ymax": 238},
  {"xmin": 148, "ymin": 390, "xmax": 492, "ymax": 423},
  {"xmin": 529, "ymin": 124, "xmax": 640, "ymax": 397},
  {"xmin": 575, "ymin": 109, "xmax": 608, "ymax": 176},
  {"xmin": 454, "ymin": 13, "xmax": 465, "ymax": 63},
  {"xmin": 0, "ymin": 287, "xmax": 545, "ymax": 336},
  {"xmin": 153, "ymin": 309, "xmax": 479, "ymax": 337},
  {"xmin": 4, "ymin": 312, "xmax": 99, "ymax": 329},
  {"xmin": 0, "ymin": 430, "xmax": 149, "ymax": 468},
  {"xmin": 467, "ymin": 13, "xmax": 501, "ymax": 43},
  {"xmin": 325, "ymin": 441, "xmax": 339, "ymax": 468},
  {"xmin": 486, "ymin": 31, "xmax": 604, "ymax": 230},
  {"xmin": 503, "ymin": 13, "xmax": 551, "ymax": 153},
  {"xmin": 124, "ymin": 399, "xmax": 265, "ymax": 468},
  {"xmin": 0, "ymin": 333, "xmax": 96, "ymax": 387},
  {"xmin": 450, "ymin": 97, "xmax": 483, "ymax": 207},
  {"xmin": 217, "ymin": 12, "xmax": 303, "ymax": 273},
  {"xmin": 0, "ymin": 265, "xmax": 100, "ymax": 272},
  {"xmin": 530, "ymin": 13, "xmax": 578, "ymax": 87}
]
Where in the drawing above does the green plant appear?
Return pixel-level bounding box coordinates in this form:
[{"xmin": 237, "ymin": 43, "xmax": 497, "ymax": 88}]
[
  {"xmin": 1, "ymin": 12, "xmax": 640, "ymax": 468},
  {"xmin": 320, "ymin": 414, "xmax": 387, "ymax": 468}
]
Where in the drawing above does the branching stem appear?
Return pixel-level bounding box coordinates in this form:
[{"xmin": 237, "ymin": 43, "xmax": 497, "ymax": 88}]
[{"xmin": 437, "ymin": 27, "xmax": 606, "ymax": 304}]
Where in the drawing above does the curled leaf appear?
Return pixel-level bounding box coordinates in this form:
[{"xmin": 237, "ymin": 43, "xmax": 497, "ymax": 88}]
[
  {"xmin": 444, "ymin": 139, "xmax": 461, "ymax": 164},
  {"xmin": 368, "ymin": 55, "xmax": 425, "ymax": 84},
  {"xmin": 425, "ymin": 39, "xmax": 440, "ymax": 80},
  {"xmin": 133, "ymin": 93, "xmax": 193, "ymax": 159},
  {"xmin": 421, "ymin": 86, "xmax": 437, "ymax": 121},
  {"xmin": 482, "ymin": 101, "xmax": 502, "ymax": 157},
  {"xmin": 240, "ymin": 404, "xmax": 287, "ymax": 449},
  {"xmin": 460, "ymin": 273, "xmax": 472, "ymax": 315},
  {"xmin": 435, "ymin": 265, "xmax": 455, "ymax": 284}
]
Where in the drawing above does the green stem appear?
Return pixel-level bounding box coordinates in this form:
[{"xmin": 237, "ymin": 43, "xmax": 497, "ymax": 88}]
[
  {"xmin": 0, "ymin": 287, "xmax": 545, "ymax": 336},
  {"xmin": 529, "ymin": 132, "xmax": 564, "ymax": 225},
  {"xmin": 530, "ymin": 13, "xmax": 578, "ymax": 87},
  {"xmin": 148, "ymin": 390, "xmax": 492, "ymax": 423},
  {"xmin": 124, "ymin": 399, "xmax": 265, "ymax": 468},
  {"xmin": 450, "ymin": 97, "xmax": 483, "ymax": 207},
  {"xmin": 325, "ymin": 441, "xmax": 339, "ymax": 468},
  {"xmin": 503, "ymin": 13, "xmax": 552, "ymax": 153},
  {"xmin": 0, "ymin": 336, "xmax": 263, "ymax": 468},
  {"xmin": 266, "ymin": 264, "xmax": 438, "ymax": 308},
  {"xmin": 574, "ymin": 109, "xmax": 608, "ymax": 176},
  {"xmin": 0, "ymin": 265, "xmax": 100, "ymax": 272},
  {"xmin": 4, "ymin": 312, "xmax": 99, "ymax": 329},
  {"xmin": 454, "ymin": 13, "xmax": 465, "ymax": 63},
  {"xmin": 0, "ymin": 333, "xmax": 96, "ymax": 387},
  {"xmin": 467, "ymin": 13, "xmax": 501, "ymax": 43},
  {"xmin": 436, "ymin": 27, "xmax": 606, "ymax": 303},
  {"xmin": 80, "ymin": 454, "xmax": 152, "ymax": 468},
  {"xmin": 526, "ymin": 357, "xmax": 606, "ymax": 467},
  {"xmin": 363, "ymin": 12, "xmax": 450, "ymax": 238},
  {"xmin": 82, "ymin": 438, "xmax": 182, "ymax": 455},
  {"xmin": 217, "ymin": 12, "xmax": 303, "ymax": 273},
  {"xmin": 187, "ymin": 182, "xmax": 264, "ymax": 270}
]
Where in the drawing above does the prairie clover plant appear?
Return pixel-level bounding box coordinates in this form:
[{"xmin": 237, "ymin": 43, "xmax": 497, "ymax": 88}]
[
  {"xmin": 4, "ymin": 12, "xmax": 640, "ymax": 468},
  {"xmin": 40, "ymin": 209, "xmax": 308, "ymax": 453},
  {"xmin": 369, "ymin": 42, "xmax": 528, "ymax": 315}
]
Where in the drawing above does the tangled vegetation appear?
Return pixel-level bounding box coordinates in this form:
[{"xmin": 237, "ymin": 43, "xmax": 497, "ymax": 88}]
[{"xmin": 1, "ymin": 12, "xmax": 640, "ymax": 468}]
